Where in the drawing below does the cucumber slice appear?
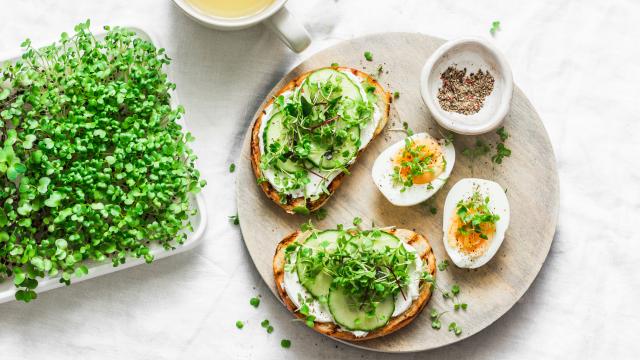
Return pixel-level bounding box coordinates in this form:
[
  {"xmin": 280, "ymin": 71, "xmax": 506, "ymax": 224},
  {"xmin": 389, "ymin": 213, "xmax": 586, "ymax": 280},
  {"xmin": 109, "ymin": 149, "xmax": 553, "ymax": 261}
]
[
  {"xmin": 368, "ymin": 231, "xmax": 402, "ymax": 251},
  {"xmin": 263, "ymin": 111, "xmax": 289, "ymax": 152},
  {"xmin": 296, "ymin": 230, "xmax": 345, "ymax": 298},
  {"xmin": 304, "ymin": 69, "xmax": 363, "ymax": 102},
  {"xmin": 307, "ymin": 126, "xmax": 360, "ymax": 170},
  {"xmin": 276, "ymin": 158, "xmax": 304, "ymax": 173},
  {"xmin": 328, "ymin": 287, "xmax": 395, "ymax": 331}
]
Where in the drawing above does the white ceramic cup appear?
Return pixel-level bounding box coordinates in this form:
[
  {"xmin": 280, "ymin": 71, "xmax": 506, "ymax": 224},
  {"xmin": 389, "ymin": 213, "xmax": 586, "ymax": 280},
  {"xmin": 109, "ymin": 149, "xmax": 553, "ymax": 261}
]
[{"xmin": 172, "ymin": 0, "xmax": 311, "ymax": 53}]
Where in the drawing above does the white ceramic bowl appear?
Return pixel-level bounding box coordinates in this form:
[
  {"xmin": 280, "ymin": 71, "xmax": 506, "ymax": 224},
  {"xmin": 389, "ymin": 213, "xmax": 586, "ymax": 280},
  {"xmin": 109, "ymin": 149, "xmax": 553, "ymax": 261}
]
[{"xmin": 420, "ymin": 38, "xmax": 513, "ymax": 135}]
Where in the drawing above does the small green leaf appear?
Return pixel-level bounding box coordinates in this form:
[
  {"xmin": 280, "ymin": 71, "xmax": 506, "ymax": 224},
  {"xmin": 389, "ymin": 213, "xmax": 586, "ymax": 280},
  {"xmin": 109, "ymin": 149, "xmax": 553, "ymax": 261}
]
[
  {"xmin": 490, "ymin": 21, "xmax": 501, "ymax": 36},
  {"xmin": 293, "ymin": 206, "xmax": 309, "ymax": 215},
  {"xmin": 13, "ymin": 268, "xmax": 26, "ymax": 285},
  {"xmin": 31, "ymin": 256, "xmax": 45, "ymax": 271},
  {"xmin": 22, "ymin": 134, "xmax": 36, "ymax": 149},
  {"xmin": 250, "ymin": 297, "xmax": 260, "ymax": 308},
  {"xmin": 55, "ymin": 238, "xmax": 68, "ymax": 249},
  {"xmin": 75, "ymin": 265, "xmax": 89, "ymax": 278},
  {"xmin": 44, "ymin": 192, "xmax": 63, "ymax": 207},
  {"xmin": 451, "ymin": 284, "xmax": 460, "ymax": 295},
  {"xmin": 0, "ymin": 88, "xmax": 10, "ymax": 100}
]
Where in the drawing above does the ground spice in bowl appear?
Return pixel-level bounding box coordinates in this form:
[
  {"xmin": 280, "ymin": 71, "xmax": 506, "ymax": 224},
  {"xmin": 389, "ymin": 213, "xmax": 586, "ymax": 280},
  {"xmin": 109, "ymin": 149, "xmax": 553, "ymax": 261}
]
[{"xmin": 437, "ymin": 66, "xmax": 495, "ymax": 115}]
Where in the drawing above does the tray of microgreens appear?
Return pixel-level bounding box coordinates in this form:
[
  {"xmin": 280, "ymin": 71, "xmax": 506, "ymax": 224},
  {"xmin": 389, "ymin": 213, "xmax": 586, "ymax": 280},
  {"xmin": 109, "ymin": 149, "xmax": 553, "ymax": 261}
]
[{"xmin": 0, "ymin": 21, "xmax": 206, "ymax": 303}]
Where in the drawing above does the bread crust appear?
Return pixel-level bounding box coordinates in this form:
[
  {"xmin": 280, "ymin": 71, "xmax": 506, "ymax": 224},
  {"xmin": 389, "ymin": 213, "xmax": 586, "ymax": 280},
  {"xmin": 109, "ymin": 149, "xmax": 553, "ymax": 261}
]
[
  {"xmin": 273, "ymin": 228, "xmax": 437, "ymax": 341},
  {"xmin": 250, "ymin": 67, "xmax": 391, "ymax": 214}
]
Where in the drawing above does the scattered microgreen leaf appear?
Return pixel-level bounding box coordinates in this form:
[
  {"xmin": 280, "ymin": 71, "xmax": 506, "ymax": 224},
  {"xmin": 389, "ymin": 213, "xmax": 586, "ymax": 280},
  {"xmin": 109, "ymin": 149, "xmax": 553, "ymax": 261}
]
[
  {"xmin": 490, "ymin": 21, "xmax": 501, "ymax": 36},
  {"xmin": 229, "ymin": 214, "xmax": 240, "ymax": 225},
  {"xmin": 497, "ymin": 126, "xmax": 509, "ymax": 142},
  {"xmin": 229, "ymin": 163, "xmax": 236, "ymax": 173},
  {"xmin": 438, "ymin": 260, "xmax": 449, "ymax": 271},
  {"xmin": 462, "ymin": 139, "xmax": 490, "ymax": 160},
  {"xmin": 451, "ymin": 284, "xmax": 460, "ymax": 295},
  {"xmin": 300, "ymin": 220, "xmax": 315, "ymax": 232},
  {"xmin": 449, "ymin": 322, "xmax": 462, "ymax": 335},
  {"xmin": 314, "ymin": 208, "xmax": 328, "ymax": 220},
  {"xmin": 236, "ymin": 321, "xmax": 244, "ymax": 329},
  {"xmin": 492, "ymin": 142, "xmax": 512, "ymax": 164},
  {"xmin": 281, "ymin": 339, "xmax": 292, "ymax": 348},
  {"xmin": 364, "ymin": 51, "xmax": 373, "ymax": 61},
  {"xmin": 250, "ymin": 297, "xmax": 260, "ymax": 308}
]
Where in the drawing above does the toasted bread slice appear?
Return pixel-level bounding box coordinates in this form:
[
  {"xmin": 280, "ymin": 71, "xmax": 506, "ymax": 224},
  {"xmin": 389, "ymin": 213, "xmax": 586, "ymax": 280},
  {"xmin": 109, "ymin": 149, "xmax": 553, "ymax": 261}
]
[
  {"xmin": 273, "ymin": 228, "xmax": 437, "ymax": 341},
  {"xmin": 251, "ymin": 67, "xmax": 391, "ymax": 214}
]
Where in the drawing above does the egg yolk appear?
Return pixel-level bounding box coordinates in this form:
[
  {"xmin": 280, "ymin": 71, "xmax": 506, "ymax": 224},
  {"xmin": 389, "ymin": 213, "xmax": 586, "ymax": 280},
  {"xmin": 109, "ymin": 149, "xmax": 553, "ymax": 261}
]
[
  {"xmin": 447, "ymin": 213, "xmax": 496, "ymax": 256},
  {"xmin": 393, "ymin": 138, "xmax": 444, "ymax": 185}
]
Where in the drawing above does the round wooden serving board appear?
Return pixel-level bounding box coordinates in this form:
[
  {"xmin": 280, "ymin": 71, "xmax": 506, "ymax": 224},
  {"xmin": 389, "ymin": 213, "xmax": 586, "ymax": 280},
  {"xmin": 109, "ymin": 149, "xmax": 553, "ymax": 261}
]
[{"xmin": 236, "ymin": 33, "xmax": 559, "ymax": 352}]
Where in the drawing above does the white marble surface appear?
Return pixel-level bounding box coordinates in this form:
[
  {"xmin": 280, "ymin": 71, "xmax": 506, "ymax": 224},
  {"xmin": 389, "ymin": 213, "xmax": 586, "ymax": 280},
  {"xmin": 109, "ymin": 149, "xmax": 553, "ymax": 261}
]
[{"xmin": 1, "ymin": 0, "xmax": 639, "ymax": 358}]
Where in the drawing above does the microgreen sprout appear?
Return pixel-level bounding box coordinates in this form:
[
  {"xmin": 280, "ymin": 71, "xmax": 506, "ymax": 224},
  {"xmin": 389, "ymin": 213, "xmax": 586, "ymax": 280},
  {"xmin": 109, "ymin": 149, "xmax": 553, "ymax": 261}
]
[
  {"xmin": 422, "ymin": 273, "xmax": 468, "ymax": 335},
  {"xmin": 364, "ymin": 51, "xmax": 373, "ymax": 61},
  {"xmin": 490, "ymin": 21, "xmax": 501, "ymax": 36},
  {"xmin": 280, "ymin": 339, "xmax": 292, "ymax": 348},
  {"xmin": 449, "ymin": 322, "xmax": 463, "ymax": 335},
  {"xmin": 430, "ymin": 308, "xmax": 447, "ymax": 329},
  {"xmin": 437, "ymin": 260, "xmax": 449, "ymax": 271},
  {"xmin": 314, "ymin": 208, "xmax": 328, "ymax": 220},
  {"xmin": 455, "ymin": 190, "xmax": 499, "ymax": 240}
]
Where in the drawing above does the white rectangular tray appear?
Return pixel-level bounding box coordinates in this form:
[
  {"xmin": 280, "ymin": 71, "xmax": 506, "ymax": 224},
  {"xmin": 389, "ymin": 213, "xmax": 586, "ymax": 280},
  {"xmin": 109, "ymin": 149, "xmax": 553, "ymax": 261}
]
[{"xmin": 0, "ymin": 26, "xmax": 207, "ymax": 304}]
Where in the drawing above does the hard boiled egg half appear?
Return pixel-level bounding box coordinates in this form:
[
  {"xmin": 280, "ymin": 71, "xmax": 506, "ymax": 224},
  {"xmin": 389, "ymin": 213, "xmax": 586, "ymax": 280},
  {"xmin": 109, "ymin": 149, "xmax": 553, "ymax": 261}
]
[
  {"xmin": 442, "ymin": 178, "xmax": 510, "ymax": 268},
  {"xmin": 372, "ymin": 133, "xmax": 455, "ymax": 206}
]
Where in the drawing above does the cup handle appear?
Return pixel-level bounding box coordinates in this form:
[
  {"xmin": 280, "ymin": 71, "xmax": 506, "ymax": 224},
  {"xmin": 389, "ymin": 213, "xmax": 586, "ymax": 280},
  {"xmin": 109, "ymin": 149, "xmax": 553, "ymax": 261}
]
[{"xmin": 264, "ymin": 6, "xmax": 311, "ymax": 53}]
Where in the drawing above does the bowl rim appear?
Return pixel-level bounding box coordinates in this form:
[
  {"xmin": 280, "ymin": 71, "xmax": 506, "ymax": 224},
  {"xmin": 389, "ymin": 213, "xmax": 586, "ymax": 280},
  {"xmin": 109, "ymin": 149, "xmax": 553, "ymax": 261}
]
[{"xmin": 420, "ymin": 37, "xmax": 514, "ymax": 135}]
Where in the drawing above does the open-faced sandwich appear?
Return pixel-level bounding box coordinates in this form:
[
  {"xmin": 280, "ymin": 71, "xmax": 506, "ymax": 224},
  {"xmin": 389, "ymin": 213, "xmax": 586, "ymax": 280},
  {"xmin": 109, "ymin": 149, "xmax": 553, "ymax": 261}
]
[
  {"xmin": 273, "ymin": 225, "xmax": 436, "ymax": 341},
  {"xmin": 251, "ymin": 67, "xmax": 391, "ymax": 214}
]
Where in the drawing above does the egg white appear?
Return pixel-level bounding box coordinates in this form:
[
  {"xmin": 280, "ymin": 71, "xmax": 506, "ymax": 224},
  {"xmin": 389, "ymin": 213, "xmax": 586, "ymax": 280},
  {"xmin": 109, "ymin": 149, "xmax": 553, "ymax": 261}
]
[
  {"xmin": 442, "ymin": 178, "xmax": 510, "ymax": 268},
  {"xmin": 371, "ymin": 132, "xmax": 455, "ymax": 206}
]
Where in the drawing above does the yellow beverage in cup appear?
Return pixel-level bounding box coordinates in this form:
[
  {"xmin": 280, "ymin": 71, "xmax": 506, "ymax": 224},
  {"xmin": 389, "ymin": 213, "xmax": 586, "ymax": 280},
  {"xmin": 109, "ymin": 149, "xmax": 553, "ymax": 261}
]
[{"xmin": 186, "ymin": 0, "xmax": 275, "ymax": 19}]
